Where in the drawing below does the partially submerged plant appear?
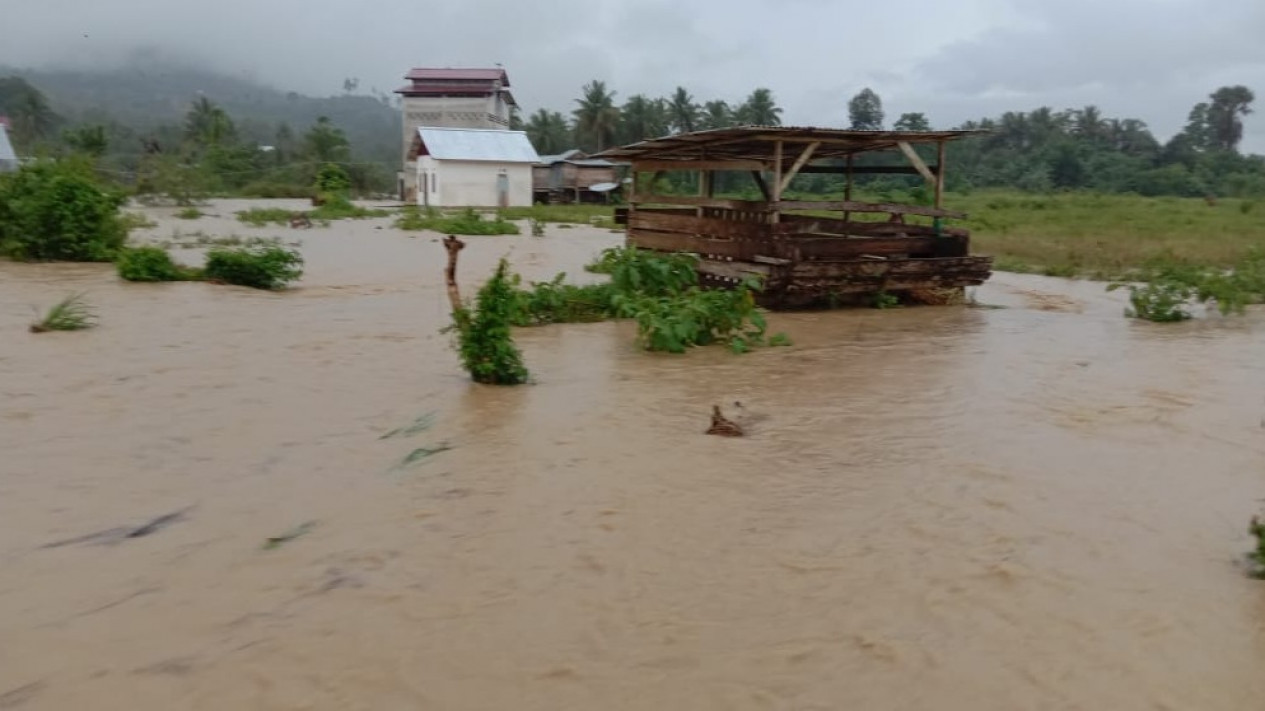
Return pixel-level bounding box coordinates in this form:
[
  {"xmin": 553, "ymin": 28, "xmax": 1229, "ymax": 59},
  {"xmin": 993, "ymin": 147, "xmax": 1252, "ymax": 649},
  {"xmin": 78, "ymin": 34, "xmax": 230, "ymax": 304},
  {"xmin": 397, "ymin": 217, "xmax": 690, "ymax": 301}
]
[
  {"xmin": 1249, "ymin": 515, "xmax": 1265, "ymax": 580},
  {"xmin": 30, "ymin": 293, "xmax": 97, "ymax": 333},
  {"xmin": 116, "ymin": 246, "xmax": 203, "ymax": 282},
  {"xmin": 454, "ymin": 258, "xmax": 530, "ymax": 384},
  {"xmin": 204, "ymin": 244, "xmax": 304, "ymax": 290}
]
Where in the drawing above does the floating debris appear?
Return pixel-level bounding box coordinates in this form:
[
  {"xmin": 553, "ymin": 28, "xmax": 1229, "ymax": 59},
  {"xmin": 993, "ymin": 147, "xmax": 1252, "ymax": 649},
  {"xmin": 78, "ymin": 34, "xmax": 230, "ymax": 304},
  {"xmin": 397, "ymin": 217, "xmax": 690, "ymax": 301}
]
[
  {"xmin": 706, "ymin": 405, "xmax": 744, "ymax": 437},
  {"xmin": 263, "ymin": 521, "xmax": 317, "ymax": 550}
]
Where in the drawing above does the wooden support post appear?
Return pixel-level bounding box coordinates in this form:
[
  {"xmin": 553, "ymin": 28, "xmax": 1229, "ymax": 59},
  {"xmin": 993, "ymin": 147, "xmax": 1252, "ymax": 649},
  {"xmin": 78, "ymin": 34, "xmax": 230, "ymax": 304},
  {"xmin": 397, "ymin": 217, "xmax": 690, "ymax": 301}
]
[
  {"xmin": 442, "ymin": 236, "xmax": 467, "ymax": 326},
  {"xmin": 777, "ymin": 141, "xmax": 821, "ymax": 194},
  {"xmin": 844, "ymin": 154, "xmax": 854, "ymax": 222},
  {"xmin": 897, "ymin": 141, "xmax": 937, "ymax": 186},
  {"xmin": 750, "ymin": 171, "xmax": 771, "ymax": 201},
  {"xmin": 696, "ymin": 170, "xmax": 709, "ymax": 217},
  {"xmin": 935, "ymin": 140, "xmax": 946, "ymax": 209},
  {"xmin": 771, "ymin": 140, "xmax": 783, "ymax": 224}
]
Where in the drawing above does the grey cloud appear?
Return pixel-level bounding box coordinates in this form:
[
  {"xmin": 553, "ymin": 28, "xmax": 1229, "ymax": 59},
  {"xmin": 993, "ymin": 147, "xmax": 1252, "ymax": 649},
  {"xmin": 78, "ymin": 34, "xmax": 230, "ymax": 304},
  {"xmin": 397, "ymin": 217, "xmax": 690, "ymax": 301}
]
[{"xmin": 1, "ymin": 0, "xmax": 1261, "ymax": 150}]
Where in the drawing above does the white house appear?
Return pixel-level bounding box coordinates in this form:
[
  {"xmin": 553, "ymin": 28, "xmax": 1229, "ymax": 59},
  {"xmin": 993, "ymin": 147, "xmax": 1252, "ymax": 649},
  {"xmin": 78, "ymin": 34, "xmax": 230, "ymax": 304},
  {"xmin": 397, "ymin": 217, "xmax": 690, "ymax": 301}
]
[
  {"xmin": 0, "ymin": 123, "xmax": 17, "ymax": 173},
  {"xmin": 408, "ymin": 127, "xmax": 539, "ymax": 208}
]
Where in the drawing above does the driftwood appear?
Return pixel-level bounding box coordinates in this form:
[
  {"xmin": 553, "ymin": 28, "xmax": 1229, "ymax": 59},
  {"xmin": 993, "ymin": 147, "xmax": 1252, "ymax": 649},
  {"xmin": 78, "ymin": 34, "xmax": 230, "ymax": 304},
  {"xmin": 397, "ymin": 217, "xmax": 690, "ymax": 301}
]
[
  {"xmin": 706, "ymin": 404, "xmax": 744, "ymax": 437},
  {"xmin": 442, "ymin": 235, "xmax": 466, "ymax": 315},
  {"xmin": 289, "ymin": 213, "xmax": 312, "ymax": 229}
]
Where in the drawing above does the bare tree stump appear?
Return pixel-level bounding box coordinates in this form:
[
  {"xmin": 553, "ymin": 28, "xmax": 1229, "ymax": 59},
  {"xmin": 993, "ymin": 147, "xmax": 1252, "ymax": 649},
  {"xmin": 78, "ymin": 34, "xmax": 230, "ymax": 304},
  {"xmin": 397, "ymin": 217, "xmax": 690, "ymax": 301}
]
[{"xmin": 706, "ymin": 404, "xmax": 744, "ymax": 437}]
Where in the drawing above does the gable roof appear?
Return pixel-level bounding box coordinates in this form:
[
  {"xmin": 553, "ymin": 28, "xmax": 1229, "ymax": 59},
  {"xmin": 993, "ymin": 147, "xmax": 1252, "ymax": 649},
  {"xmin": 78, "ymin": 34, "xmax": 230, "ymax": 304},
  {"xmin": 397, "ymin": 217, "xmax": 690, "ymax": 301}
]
[
  {"xmin": 536, "ymin": 149, "xmax": 585, "ymax": 165},
  {"xmin": 413, "ymin": 127, "xmax": 539, "ymax": 163},
  {"xmin": 0, "ymin": 125, "xmax": 17, "ymax": 165}
]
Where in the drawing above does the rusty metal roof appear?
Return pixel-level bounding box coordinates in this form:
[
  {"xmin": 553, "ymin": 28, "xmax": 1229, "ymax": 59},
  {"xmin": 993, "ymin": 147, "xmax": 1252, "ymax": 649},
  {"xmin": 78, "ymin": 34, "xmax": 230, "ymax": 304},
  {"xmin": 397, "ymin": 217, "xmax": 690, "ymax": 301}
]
[{"xmin": 593, "ymin": 125, "xmax": 984, "ymax": 162}]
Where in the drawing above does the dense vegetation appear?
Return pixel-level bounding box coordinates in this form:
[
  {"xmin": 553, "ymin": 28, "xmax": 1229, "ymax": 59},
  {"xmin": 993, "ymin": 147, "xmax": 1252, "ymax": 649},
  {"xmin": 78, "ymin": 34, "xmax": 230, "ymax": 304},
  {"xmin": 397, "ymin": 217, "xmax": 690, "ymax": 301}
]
[
  {"xmin": 1, "ymin": 70, "xmax": 396, "ymax": 200},
  {"xmin": 0, "ymin": 158, "xmax": 128, "ymax": 261},
  {"xmin": 531, "ymin": 81, "xmax": 1263, "ymax": 200}
]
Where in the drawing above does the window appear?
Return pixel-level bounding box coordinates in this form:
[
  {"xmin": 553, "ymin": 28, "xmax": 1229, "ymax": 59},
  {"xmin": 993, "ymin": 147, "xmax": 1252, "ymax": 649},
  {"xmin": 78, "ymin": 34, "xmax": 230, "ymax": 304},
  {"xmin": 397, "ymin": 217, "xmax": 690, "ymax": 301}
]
[
  {"xmin": 421, "ymin": 172, "xmax": 428, "ymax": 194},
  {"xmin": 432, "ymin": 172, "xmax": 438, "ymax": 193}
]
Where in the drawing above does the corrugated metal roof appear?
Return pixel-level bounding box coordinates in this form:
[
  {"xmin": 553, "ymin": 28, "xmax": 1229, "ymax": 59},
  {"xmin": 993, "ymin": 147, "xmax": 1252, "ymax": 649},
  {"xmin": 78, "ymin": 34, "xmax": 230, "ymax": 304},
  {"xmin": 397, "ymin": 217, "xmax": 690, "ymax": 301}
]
[
  {"xmin": 0, "ymin": 125, "xmax": 17, "ymax": 166},
  {"xmin": 536, "ymin": 149, "xmax": 584, "ymax": 165},
  {"xmin": 416, "ymin": 127, "xmax": 539, "ymax": 163},
  {"xmin": 404, "ymin": 68, "xmax": 508, "ymax": 85},
  {"xmin": 594, "ymin": 125, "xmax": 986, "ymax": 162}
]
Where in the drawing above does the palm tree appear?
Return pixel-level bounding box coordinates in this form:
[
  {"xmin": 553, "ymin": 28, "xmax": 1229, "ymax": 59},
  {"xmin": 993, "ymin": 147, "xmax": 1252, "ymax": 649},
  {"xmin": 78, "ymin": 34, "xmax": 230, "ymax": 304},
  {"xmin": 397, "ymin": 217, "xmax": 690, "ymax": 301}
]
[
  {"xmin": 738, "ymin": 88, "xmax": 782, "ymax": 126},
  {"xmin": 1073, "ymin": 105, "xmax": 1106, "ymax": 142},
  {"xmin": 668, "ymin": 87, "xmax": 699, "ymax": 134},
  {"xmin": 700, "ymin": 100, "xmax": 732, "ymax": 130},
  {"xmin": 572, "ymin": 80, "xmax": 620, "ymax": 152},
  {"xmin": 184, "ymin": 97, "xmax": 235, "ymax": 147},
  {"xmin": 525, "ymin": 109, "xmax": 571, "ymax": 155},
  {"xmin": 619, "ymin": 95, "xmax": 669, "ymax": 144}
]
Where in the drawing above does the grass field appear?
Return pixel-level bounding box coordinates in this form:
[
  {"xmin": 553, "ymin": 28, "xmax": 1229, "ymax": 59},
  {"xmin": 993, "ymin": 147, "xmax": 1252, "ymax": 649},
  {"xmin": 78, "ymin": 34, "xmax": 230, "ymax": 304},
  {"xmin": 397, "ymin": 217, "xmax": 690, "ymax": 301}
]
[
  {"xmin": 954, "ymin": 191, "xmax": 1265, "ymax": 279},
  {"xmin": 516, "ymin": 192, "xmax": 1265, "ymax": 279}
]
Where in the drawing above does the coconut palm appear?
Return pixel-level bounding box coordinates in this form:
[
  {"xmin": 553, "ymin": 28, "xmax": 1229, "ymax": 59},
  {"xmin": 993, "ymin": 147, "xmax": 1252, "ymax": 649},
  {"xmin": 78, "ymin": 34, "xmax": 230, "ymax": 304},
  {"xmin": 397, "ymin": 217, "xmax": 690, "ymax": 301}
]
[
  {"xmin": 572, "ymin": 81, "xmax": 620, "ymax": 152},
  {"xmin": 668, "ymin": 87, "xmax": 700, "ymax": 134}
]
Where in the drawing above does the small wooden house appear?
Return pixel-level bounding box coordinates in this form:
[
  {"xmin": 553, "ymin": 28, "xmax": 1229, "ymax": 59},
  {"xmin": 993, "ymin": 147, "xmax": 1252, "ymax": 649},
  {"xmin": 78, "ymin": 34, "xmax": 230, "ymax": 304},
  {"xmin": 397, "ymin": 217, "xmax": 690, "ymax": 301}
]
[
  {"xmin": 595, "ymin": 126, "xmax": 993, "ymax": 308},
  {"xmin": 532, "ymin": 150, "xmax": 621, "ymax": 203}
]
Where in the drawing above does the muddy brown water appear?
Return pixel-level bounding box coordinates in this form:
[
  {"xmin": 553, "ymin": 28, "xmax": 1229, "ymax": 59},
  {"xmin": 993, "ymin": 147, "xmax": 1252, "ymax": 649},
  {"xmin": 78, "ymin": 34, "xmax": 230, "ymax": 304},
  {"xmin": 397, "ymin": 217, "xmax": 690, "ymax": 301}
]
[{"xmin": 2, "ymin": 200, "xmax": 1264, "ymax": 710}]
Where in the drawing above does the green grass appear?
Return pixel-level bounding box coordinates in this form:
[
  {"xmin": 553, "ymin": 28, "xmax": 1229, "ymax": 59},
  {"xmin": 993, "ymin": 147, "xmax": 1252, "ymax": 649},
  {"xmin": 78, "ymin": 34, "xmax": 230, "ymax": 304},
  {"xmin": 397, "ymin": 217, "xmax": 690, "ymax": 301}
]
[
  {"xmin": 236, "ymin": 207, "xmax": 295, "ymax": 226},
  {"xmin": 236, "ymin": 200, "xmax": 389, "ymax": 227},
  {"xmin": 176, "ymin": 207, "xmax": 203, "ymax": 220},
  {"xmin": 395, "ymin": 207, "xmax": 520, "ymax": 235},
  {"xmin": 497, "ymin": 204, "xmax": 617, "ymax": 228},
  {"xmin": 956, "ymin": 191, "xmax": 1265, "ymax": 280},
  {"xmin": 30, "ymin": 293, "xmax": 96, "ymax": 332}
]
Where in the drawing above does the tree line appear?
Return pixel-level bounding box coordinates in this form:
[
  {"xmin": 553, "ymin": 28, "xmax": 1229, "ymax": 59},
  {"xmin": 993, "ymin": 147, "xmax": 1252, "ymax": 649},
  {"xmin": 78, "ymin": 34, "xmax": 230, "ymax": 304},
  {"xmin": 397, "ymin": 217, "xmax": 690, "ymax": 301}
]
[
  {"xmin": 0, "ymin": 76, "xmax": 393, "ymax": 198},
  {"xmin": 526, "ymin": 81, "xmax": 1263, "ymax": 198}
]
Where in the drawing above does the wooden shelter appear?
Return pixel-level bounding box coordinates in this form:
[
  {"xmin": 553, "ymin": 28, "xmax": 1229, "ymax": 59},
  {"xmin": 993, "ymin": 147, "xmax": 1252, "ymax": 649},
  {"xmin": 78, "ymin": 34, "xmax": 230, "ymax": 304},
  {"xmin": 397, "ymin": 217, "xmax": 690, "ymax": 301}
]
[{"xmin": 595, "ymin": 126, "xmax": 993, "ymax": 308}]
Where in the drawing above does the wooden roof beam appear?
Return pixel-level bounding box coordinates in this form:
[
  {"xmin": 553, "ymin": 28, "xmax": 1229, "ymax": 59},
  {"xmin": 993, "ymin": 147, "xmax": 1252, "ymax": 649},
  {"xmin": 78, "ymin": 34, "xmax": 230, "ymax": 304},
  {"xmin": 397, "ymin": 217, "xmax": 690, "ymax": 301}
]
[
  {"xmin": 897, "ymin": 141, "xmax": 937, "ymax": 186},
  {"xmin": 777, "ymin": 141, "xmax": 821, "ymax": 194}
]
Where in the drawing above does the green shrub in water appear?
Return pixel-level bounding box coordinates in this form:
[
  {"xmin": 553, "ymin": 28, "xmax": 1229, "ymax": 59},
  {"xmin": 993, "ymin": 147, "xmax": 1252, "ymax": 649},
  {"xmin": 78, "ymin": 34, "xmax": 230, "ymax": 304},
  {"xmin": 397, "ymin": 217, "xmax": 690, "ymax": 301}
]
[
  {"xmin": 116, "ymin": 246, "xmax": 203, "ymax": 282},
  {"xmin": 0, "ymin": 158, "xmax": 128, "ymax": 261},
  {"xmin": 454, "ymin": 259, "xmax": 529, "ymax": 384},
  {"xmin": 204, "ymin": 244, "xmax": 304, "ymax": 290}
]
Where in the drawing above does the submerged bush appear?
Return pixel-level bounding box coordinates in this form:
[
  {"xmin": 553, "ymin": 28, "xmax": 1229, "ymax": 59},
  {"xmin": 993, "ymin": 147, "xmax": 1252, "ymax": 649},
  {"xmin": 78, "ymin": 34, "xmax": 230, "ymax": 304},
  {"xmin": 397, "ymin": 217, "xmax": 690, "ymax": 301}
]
[
  {"xmin": 1107, "ymin": 249, "xmax": 1265, "ymax": 322},
  {"xmin": 455, "ymin": 259, "xmax": 529, "ymax": 384},
  {"xmin": 1249, "ymin": 515, "xmax": 1265, "ymax": 580},
  {"xmin": 509, "ymin": 247, "xmax": 789, "ymax": 354},
  {"xmin": 116, "ymin": 246, "xmax": 202, "ymax": 282},
  {"xmin": 204, "ymin": 244, "xmax": 304, "ymax": 290},
  {"xmin": 0, "ymin": 158, "xmax": 128, "ymax": 261}
]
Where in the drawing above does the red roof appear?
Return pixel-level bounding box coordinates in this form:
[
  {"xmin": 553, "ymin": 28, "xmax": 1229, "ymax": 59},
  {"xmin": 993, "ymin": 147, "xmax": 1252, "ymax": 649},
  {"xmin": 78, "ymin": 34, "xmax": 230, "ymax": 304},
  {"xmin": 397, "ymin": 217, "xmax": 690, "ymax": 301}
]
[{"xmin": 404, "ymin": 68, "xmax": 508, "ymax": 85}]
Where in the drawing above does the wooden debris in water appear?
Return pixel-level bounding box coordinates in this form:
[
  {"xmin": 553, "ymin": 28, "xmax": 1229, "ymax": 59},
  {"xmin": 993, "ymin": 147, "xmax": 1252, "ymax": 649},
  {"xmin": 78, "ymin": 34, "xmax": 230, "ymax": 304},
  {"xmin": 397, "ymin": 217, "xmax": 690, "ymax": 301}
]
[{"xmin": 706, "ymin": 404, "xmax": 744, "ymax": 437}]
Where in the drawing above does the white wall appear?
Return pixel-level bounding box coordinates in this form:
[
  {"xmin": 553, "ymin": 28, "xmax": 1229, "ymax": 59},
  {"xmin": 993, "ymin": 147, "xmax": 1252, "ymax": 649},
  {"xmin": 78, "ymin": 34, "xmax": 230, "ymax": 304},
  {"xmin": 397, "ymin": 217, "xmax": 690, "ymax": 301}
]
[
  {"xmin": 416, "ymin": 157, "xmax": 533, "ymax": 207},
  {"xmin": 400, "ymin": 94, "xmax": 507, "ymax": 198}
]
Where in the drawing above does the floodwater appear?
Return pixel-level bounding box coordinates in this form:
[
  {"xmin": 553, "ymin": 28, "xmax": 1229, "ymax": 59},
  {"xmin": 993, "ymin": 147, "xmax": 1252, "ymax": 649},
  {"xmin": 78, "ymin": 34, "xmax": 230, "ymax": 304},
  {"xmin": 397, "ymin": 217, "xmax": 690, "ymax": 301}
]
[{"xmin": 2, "ymin": 200, "xmax": 1264, "ymax": 710}]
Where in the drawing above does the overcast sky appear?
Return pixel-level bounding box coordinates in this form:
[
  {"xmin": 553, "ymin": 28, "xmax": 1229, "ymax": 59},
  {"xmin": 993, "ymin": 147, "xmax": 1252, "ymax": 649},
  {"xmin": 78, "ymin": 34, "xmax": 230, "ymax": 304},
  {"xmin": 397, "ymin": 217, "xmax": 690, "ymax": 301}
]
[{"xmin": 4, "ymin": 0, "xmax": 1263, "ymax": 152}]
